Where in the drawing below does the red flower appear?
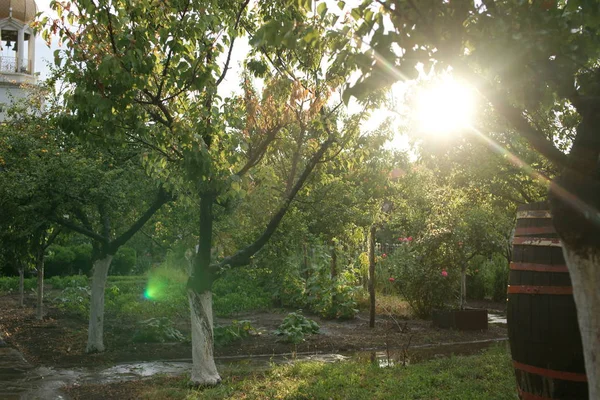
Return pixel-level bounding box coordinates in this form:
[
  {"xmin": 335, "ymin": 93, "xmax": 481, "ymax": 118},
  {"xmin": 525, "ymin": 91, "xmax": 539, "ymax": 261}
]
[
  {"xmin": 441, "ymin": 270, "xmax": 448, "ymax": 277},
  {"xmin": 407, "ymin": 236, "xmax": 413, "ymax": 242},
  {"xmin": 389, "ymin": 277, "xmax": 395, "ymax": 282},
  {"xmin": 382, "ymin": 253, "xmax": 387, "ymax": 258}
]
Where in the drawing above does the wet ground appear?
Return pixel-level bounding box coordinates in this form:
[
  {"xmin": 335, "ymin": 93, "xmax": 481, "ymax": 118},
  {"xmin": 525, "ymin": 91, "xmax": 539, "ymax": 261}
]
[
  {"xmin": 0, "ymin": 293, "xmax": 507, "ymax": 399},
  {"xmin": 1, "ymin": 336, "xmax": 509, "ymax": 399}
]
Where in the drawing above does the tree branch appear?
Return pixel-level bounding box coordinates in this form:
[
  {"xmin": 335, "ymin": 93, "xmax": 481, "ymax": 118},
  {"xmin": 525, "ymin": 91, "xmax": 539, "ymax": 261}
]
[
  {"xmin": 52, "ymin": 217, "xmax": 108, "ymax": 245},
  {"xmin": 216, "ymin": 0, "xmax": 250, "ymax": 86},
  {"xmin": 213, "ymin": 136, "xmax": 335, "ymax": 271},
  {"xmin": 109, "ymin": 186, "xmax": 172, "ymax": 252}
]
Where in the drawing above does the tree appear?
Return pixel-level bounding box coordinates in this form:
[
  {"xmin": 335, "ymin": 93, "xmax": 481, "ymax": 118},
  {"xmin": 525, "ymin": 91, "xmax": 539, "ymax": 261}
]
[
  {"xmin": 46, "ymin": 0, "xmax": 367, "ymax": 385},
  {"xmin": 0, "ymin": 101, "xmax": 63, "ymax": 318},
  {"xmin": 336, "ymin": 1, "xmax": 600, "ymax": 396}
]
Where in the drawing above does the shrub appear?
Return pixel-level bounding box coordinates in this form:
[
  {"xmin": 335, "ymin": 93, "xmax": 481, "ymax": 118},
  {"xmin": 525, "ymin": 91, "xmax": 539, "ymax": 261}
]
[
  {"xmin": 274, "ymin": 310, "xmax": 319, "ymax": 344},
  {"xmin": 110, "ymin": 247, "xmax": 137, "ymax": 276},
  {"xmin": 212, "ymin": 267, "xmax": 272, "ymax": 316},
  {"xmin": 53, "ymin": 285, "xmax": 90, "ymax": 318},
  {"xmin": 385, "ymin": 244, "xmax": 459, "ymax": 318},
  {"xmin": 47, "ymin": 275, "xmax": 89, "ymax": 289},
  {"xmin": 214, "ymin": 320, "xmax": 257, "ymax": 347},
  {"xmin": 466, "ymin": 269, "xmax": 486, "ymax": 301},
  {"xmin": 45, "ymin": 245, "xmax": 76, "ymax": 276},
  {"xmin": 45, "ymin": 244, "xmax": 93, "ymax": 277},
  {"xmin": 490, "ymin": 258, "xmax": 509, "ymax": 302},
  {"xmin": 306, "ymin": 267, "xmax": 359, "ymax": 320},
  {"xmin": 0, "ymin": 276, "xmax": 37, "ymax": 293}
]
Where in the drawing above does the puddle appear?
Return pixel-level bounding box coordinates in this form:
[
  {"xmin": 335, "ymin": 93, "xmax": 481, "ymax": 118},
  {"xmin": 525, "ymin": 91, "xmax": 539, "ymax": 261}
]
[
  {"xmin": 488, "ymin": 312, "xmax": 507, "ymax": 325},
  {"xmin": 351, "ymin": 337, "xmax": 508, "ymax": 367},
  {"xmin": 0, "ymin": 338, "xmax": 508, "ymax": 399}
]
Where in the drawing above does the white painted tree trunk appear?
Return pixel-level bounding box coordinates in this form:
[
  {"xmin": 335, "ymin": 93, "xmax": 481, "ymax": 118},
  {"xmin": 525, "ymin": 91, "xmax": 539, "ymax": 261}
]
[
  {"xmin": 18, "ymin": 266, "xmax": 24, "ymax": 307},
  {"xmin": 562, "ymin": 246, "xmax": 600, "ymax": 400},
  {"xmin": 36, "ymin": 258, "xmax": 44, "ymax": 320},
  {"xmin": 86, "ymin": 255, "xmax": 113, "ymax": 353},
  {"xmin": 460, "ymin": 266, "xmax": 467, "ymax": 310},
  {"xmin": 188, "ymin": 289, "xmax": 221, "ymax": 386}
]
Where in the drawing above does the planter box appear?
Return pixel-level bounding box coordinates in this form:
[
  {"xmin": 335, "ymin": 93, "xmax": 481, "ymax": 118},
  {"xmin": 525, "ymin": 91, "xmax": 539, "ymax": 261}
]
[{"xmin": 432, "ymin": 309, "xmax": 488, "ymax": 331}]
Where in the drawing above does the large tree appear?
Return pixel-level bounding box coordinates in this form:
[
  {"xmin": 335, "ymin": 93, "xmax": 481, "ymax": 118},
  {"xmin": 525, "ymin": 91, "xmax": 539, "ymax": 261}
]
[
  {"xmin": 46, "ymin": 0, "xmax": 366, "ymax": 385},
  {"xmin": 333, "ymin": 0, "xmax": 600, "ymax": 396}
]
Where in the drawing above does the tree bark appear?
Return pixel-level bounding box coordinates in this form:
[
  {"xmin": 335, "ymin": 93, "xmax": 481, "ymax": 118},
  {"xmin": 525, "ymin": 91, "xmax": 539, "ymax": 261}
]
[
  {"xmin": 330, "ymin": 239, "xmax": 337, "ymax": 279},
  {"xmin": 86, "ymin": 254, "xmax": 113, "ymax": 353},
  {"xmin": 18, "ymin": 265, "xmax": 24, "ymax": 307},
  {"xmin": 369, "ymin": 225, "xmax": 376, "ymax": 328},
  {"xmin": 35, "ymin": 252, "xmax": 44, "ymax": 320},
  {"xmin": 548, "ymin": 98, "xmax": 600, "ymax": 399},
  {"xmin": 561, "ymin": 246, "xmax": 600, "ymax": 400},
  {"xmin": 188, "ymin": 289, "xmax": 220, "ymax": 385},
  {"xmin": 460, "ymin": 265, "xmax": 467, "ymax": 310},
  {"xmin": 188, "ymin": 194, "xmax": 221, "ymax": 386}
]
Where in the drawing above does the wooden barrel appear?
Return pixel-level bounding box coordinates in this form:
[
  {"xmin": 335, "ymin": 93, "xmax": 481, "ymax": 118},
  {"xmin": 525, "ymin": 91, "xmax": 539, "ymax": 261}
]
[{"xmin": 508, "ymin": 202, "xmax": 588, "ymax": 399}]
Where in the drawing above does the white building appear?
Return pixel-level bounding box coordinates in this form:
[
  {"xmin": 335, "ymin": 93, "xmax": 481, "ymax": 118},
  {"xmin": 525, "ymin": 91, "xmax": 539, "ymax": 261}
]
[{"xmin": 0, "ymin": 0, "xmax": 38, "ymax": 116}]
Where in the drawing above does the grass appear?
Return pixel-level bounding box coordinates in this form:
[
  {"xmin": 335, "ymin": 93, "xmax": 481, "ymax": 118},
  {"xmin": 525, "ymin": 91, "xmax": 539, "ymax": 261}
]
[{"xmin": 121, "ymin": 345, "xmax": 516, "ymax": 399}]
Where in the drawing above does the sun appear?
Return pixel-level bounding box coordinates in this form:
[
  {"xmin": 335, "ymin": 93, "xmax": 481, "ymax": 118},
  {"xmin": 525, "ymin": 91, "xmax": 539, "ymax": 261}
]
[{"xmin": 414, "ymin": 77, "xmax": 474, "ymax": 135}]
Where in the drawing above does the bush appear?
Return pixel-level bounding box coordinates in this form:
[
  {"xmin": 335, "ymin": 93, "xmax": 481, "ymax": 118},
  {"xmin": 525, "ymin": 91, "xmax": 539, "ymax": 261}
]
[
  {"xmin": 110, "ymin": 247, "xmax": 137, "ymax": 276},
  {"xmin": 0, "ymin": 276, "xmax": 37, "ymax": 293},
  {"xmin": 274, "ymin": 310, "xmax": 319, "ymax": 344},
  {"xmin": 466, "ymin": 269, "xmax": 486, "ymax": 301},
  {"xmin": 306, "ymin": 266, "xmax": 359, "ymax": 320},
  {"xmin": 490, "ymin": 258, "xmax": 509, "ymax": 302},
  {"xmin": 47, "ymin": 275, "xmax": 89, "ymax": 289},
  {"xmin": 45, "ymin": 245, "xmax": 76, "ymax": 276},
  {"xmin": 212, "ymin": 267, "xmax": 272, "ymax": 316},
  {"xmin": 214, "ymin": 320, "xmax": 257, "ymax": 347},
  {"xmin": 385, "ymin": 244, "xmax": 459, "ymax": 318},
  {"xmin": 53, "ymin": 285, "xmax": 90, "ymax": 318},
  {"xmin": 45, "ymin": 244, "xmax": 93, "ymax": 277}
]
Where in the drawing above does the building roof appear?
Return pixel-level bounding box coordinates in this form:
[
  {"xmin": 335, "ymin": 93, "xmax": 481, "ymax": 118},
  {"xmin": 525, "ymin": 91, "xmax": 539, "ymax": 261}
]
[{"xmin": 0, "ymin": 0, "xmax": 37, "ymax": 24}]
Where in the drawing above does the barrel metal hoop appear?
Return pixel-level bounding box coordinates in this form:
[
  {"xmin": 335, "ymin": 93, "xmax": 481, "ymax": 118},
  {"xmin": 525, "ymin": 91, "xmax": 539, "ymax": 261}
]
[
  {"xmin": 516, "ymin": 210, "xmax": 552, "ymax": 219},
  {"xmin": 512, "ymin": 237, "xmax": 562, "ymax": 247},
  {"xmin": 507, "ymin": 285, "xmax": 573, "ymax": 295},
  {"xmin": 509, "ymin": 262, "xmax": 569, "ymax": 273},
  {"xmin": 515, "ymin": 226, "xmax": 557, "ymax": 235},
  {"xmin": 513, "ymin": 360, "xmax": 587, "ymax": 382},
  {"xmin": 517, "ymin": 389, "xmax": 553, "ymax": 400}
]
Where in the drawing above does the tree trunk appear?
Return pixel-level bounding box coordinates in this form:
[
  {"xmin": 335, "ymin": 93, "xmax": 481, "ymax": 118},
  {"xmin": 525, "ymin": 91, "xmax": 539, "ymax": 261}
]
[
  {"xmin": 86, "ymin": 254, "xmax": 113, "ymax": 353},
  {"xmin": 330, "ymin": 239, "xmax": 337, "ymax": 279},
  {"xmin": 369, "ymin": 225, "xmax": 376, "ymax": 328},
  {"xmin": 188, "ymin": 194, "xmax": 221, "ymax": 386},
  {"xmin": 18, "ymin": 265, "xmax": 24, "ymax": 307},
  {"xmin": 188, "ymin": 289, "xmax": 220, "ymax": 385},
  {"xmin": 562, "ymin": 245, "xmax": 600, "ymax": 400},
  {"xmin": 36, "ymin": 254, "xmax": 44, "ymax": 320},
  {"xmin": 548, "ymin": 98, "xmax": 600, "ymax": 399},
  {"xmin": 460, "ymin": 265, "xmax": 467, "ymax": 310}
]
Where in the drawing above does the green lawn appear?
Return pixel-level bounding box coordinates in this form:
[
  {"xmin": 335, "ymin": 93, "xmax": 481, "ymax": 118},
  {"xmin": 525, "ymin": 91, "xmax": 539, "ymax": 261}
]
[{"xmin": 140, "ymin": 345, "xmax": 517, "ymax": 400}]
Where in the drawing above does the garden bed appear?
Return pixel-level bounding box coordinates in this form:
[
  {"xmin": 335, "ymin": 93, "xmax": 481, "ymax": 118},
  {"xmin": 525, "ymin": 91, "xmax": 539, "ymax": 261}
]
[{"xmin": 0, "ymin": 291, "xmax": 507, "ymax": 369}]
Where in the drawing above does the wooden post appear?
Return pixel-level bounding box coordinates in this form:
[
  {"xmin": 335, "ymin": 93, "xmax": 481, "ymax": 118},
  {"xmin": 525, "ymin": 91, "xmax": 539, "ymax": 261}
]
[
  {"xmin": 369, "ymin": 225, "xmax": 376, "ymax": 328},
  {"xmin": 330, "ymin": 239, "xmax": 337, "ymax": 279},
  {"xmin": 36, "ymin": 250, "xmax": 44, "ymax": 320},
  {"xmin": 18, "ymin": 264, "xmax": 24, "ymax": 307}
]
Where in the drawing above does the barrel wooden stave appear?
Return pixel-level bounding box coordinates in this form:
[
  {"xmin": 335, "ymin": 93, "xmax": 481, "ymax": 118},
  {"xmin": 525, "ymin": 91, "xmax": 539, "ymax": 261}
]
[{"xmin": 508, "ymin": 202, "xmax": 587, "ymax": 399}]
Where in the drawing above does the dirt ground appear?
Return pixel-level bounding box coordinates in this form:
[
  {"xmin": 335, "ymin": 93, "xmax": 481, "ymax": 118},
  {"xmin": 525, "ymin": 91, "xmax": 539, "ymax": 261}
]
[{"xmin": 0, "ymin": 291, "xmax": 507, "ymax": 369}]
